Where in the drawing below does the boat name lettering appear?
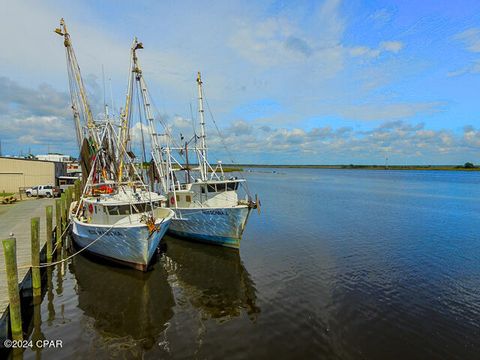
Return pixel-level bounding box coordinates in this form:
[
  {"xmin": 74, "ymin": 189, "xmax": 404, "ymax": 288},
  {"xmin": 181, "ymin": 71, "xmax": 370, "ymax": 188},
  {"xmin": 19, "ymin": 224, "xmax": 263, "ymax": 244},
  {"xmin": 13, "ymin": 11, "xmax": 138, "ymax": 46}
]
[
  {"xmin": 204, "ymin": 210, "xmax": 226, "ymax": 215},
  {"xmin": 87, "ymin": 229, "xmax": 124, "ymax": 237}
]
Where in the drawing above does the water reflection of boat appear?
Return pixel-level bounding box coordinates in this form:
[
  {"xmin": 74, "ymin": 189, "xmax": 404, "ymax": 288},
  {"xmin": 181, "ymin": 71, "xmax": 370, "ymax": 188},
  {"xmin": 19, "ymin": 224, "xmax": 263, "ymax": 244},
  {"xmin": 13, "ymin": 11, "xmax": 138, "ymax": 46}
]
[
  {"xmin": 163, "ymin": 237, "xmax": 260, "ymax": 322},
  {"xmin": 71, "ymin": 254, "xmax": 175, "ymax": 350}
]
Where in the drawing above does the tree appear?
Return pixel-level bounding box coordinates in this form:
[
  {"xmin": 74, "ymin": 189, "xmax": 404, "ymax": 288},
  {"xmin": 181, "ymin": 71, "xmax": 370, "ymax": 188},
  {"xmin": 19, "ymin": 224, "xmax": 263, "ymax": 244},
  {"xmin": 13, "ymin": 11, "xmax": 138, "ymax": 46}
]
[{"xmin": 464, "ymin": 162, "xmax": 474, "ymax": 168}]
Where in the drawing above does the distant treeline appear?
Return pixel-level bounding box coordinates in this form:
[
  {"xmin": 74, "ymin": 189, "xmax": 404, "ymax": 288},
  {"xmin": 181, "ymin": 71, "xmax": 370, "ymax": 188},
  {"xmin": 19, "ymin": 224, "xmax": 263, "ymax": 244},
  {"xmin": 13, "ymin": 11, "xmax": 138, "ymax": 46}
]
[{"xmin": 226, "ymin": 163, "xmax": 480, "ymax": 171}]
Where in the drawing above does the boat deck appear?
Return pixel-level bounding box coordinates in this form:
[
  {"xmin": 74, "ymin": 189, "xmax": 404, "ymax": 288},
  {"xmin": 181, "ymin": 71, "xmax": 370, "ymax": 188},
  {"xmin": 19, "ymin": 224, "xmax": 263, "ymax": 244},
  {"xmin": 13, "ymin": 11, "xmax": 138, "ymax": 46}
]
[{"xmin": 0, "ymin": 198, "xmax": 56, "ymax": 311}]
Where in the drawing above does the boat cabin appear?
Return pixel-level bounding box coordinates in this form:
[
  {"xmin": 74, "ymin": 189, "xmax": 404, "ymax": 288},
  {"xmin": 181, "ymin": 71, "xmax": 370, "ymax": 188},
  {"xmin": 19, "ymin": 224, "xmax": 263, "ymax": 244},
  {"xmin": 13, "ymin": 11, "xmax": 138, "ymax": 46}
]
[
  {"xmin": 79, "ymin": 190, "xmax": 167, "ymax": 225},
  {"xmin": 168, "ymin": 179, "xmax": 244, "ymax": 208}
]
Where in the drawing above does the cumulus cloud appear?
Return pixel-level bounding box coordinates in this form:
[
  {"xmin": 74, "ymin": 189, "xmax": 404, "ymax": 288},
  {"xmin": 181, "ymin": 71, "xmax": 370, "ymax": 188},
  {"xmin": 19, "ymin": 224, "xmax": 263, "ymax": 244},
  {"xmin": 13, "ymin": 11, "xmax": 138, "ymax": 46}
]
[
  {"xmin": 0, "ymin": 77, "xmax": 70, "ymax": 117},
  {"xmin": 0, "ymin": 76, "xmax": 103, "ymax": 155},
  {"xmin": 204, "ymin": 119, "xmax": 480, "ymax": 164}
]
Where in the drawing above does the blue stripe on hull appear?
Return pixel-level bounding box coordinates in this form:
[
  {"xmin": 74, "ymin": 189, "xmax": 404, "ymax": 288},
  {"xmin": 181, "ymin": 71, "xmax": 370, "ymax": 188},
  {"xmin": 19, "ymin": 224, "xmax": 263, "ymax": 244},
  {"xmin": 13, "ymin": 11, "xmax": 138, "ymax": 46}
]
[
  {"xmin": 168, "ymin": 229, "xmax": 240, "ymax": 249},
  {"xmin": 71, "ymin": 219, "xmax": 171, "ymax": 270},
  {"xmin": 167, "ymin": 206, "xmax": 251, "ymax": 249}
]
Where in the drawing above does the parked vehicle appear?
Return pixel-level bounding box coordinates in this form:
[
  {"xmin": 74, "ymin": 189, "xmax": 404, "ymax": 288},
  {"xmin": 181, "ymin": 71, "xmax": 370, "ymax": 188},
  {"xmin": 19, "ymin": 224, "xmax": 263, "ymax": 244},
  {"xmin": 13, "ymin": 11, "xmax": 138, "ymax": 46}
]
[{"xmin": 25, "ymin": 185, "xmax": 61, "ymax": 198}]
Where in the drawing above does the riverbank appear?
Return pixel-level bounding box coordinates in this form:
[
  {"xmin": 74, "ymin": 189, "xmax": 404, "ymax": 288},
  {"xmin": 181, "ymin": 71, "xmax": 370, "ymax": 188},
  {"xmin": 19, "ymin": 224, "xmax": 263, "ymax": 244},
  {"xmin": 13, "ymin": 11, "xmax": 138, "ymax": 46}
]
[{"xmin": 232, "ymin": 164, "xmax": 480, "ymax": 171}]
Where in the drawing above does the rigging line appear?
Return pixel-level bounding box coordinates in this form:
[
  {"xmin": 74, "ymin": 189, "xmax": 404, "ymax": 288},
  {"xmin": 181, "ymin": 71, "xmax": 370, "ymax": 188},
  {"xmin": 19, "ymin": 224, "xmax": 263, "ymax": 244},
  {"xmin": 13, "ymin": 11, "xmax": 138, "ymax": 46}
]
[
  {"xmin": 102, "ymin": 64, "xmax": 107, "ymax": 118},
  {"xmin": 136, "ymin": 79, "xmax": 148, "ymax": 166},
  {"xmin": 142, "ymin": 80, "xmax": 183, "ymax": 151},
  {"xmin": 202, "ymin": 91, "xmax": 252, "ymax": 196},
  {"xmin": 109, "ymin": 78, "xmax": 115, "ymax": 117},
  {"xmin": 202, "ymin": 92, "xmax": 236, "ymax": 165}
]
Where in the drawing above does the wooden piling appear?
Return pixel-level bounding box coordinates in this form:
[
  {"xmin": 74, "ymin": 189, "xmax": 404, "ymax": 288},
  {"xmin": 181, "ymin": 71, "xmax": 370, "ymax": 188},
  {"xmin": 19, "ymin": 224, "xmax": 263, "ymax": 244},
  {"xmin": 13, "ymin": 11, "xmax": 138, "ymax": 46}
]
[
  {"xmin": 31, "ymin": 217, "xmax": 41, "ymax": 297},
  {"xmin": 46, "ymin": 205, "xmax": 53, "ymax": 263},
  {"xmin": 55, "ymin": 198, "xmax": 62, "ymax": 250},
  {"xmin": 75, "ymin": 179, "xmax": 82, "ymax": 201},
  {"xmin": 2, "ymin": 238, "xmax": 23, "ymax": 341},
  {"xmin": 66, "ymin": 187, "xmax": 72, "ymax": 213},
  {"xmin": 74, "ymin": 179, "xmax": 79, "ymax": 196},
  {"xmin": 60, "ymin": 193, "xmax": 66, "ymax": 232}
]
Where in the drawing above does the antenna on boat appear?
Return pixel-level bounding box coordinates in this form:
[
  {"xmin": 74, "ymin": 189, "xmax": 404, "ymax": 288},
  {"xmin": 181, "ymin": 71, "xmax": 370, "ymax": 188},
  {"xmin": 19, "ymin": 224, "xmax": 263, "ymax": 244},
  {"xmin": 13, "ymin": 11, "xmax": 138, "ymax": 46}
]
[
  {"xmin": 109, "ymin": 78, "xmax": 115, "ymax": 117},
  {"xmin": 102, "ymin": 64, "xmax": 109, "ymax": 119}
]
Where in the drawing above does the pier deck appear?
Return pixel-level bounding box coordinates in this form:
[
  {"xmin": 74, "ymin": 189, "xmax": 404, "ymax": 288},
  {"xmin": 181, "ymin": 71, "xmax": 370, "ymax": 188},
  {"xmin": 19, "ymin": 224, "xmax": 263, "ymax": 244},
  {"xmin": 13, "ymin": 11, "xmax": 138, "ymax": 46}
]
[{"xmin": 0, "ymin": 198, "xmax": 56, "ymax": 311}]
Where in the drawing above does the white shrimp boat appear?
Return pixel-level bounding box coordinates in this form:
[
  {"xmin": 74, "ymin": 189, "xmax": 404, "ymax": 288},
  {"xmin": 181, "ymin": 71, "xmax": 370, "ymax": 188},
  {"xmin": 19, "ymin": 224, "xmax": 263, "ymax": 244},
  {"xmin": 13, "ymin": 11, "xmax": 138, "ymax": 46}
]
[
  {"xmin": 166, "ymin": 179, "xmax": 253, "ymax": 248},
  {"xmin": 71, "ymin": 185, "xmax": 173, "ymax": 271},
  {"xmin": 56, "ymin": 19, "xmax": 174, "ymax": 270},
  {"xmin": 164, "ymin": 73, "xmax": 258, "ymax": 248}
]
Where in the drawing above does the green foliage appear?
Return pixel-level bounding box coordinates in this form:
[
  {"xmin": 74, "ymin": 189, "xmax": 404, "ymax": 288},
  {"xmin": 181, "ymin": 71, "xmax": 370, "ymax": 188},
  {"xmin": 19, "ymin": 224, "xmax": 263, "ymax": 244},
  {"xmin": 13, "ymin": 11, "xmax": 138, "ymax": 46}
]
[{"xmin": 464, "ymin": 162, "xmax": 475, "ymax": 168}]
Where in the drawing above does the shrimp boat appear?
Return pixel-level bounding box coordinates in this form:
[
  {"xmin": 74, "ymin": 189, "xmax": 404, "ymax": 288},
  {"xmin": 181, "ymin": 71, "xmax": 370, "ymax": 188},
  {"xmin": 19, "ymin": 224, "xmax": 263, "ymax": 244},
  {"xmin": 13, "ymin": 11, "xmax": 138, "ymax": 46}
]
[
  {"xmin": 70, "ymin": 176, "xmax": 174, "ymax": 271},
  {"xmin": 70, "ymin": 127, "xmax": 174, "ymax": 271},
  {"xmin": 55, "ymin": 19, "xmax": 174, "ymax": 270},
  {"xmin": 163, "ymin": 73, "xmax": 259, "ymax": 248},
  {"xmin": 124, "ymin": 40, "xmax": 259, "ymax": 248}
]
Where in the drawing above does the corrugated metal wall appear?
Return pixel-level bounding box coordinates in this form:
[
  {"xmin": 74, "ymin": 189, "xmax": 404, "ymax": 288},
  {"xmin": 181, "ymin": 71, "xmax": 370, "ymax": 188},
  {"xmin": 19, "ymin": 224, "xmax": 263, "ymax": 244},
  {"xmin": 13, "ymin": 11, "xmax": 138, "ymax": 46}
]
[{"xmin": 0, "ymin": 158, "xmax": 55, "ymax": 193}]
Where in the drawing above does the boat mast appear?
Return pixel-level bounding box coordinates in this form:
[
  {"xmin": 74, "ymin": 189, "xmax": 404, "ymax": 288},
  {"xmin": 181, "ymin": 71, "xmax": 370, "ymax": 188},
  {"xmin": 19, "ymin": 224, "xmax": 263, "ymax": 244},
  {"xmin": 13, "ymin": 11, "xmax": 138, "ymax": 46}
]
[
  {"xmin": 117, "ymin": 39, "xmax": 138, "ymax": 180},
  {"xmin": 197, "ymin": 71, "xmax": 208, "ymax": 181},
  {"xmin": 54, "ymin": 18, "xmax": 99, "ymax": 150},
  {"xmin": 128, "ymin": 38, "xmax": 170, "ymax": 193},
  {"xmin": 196, "ymin": 72, "xmax": 208, "ymax": 181}
]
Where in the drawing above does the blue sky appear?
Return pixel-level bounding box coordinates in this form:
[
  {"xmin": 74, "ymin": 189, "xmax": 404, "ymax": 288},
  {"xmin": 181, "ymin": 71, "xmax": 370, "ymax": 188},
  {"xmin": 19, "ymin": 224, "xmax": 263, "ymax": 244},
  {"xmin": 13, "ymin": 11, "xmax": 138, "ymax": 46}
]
[{"xmin": 0, "ymin": 0, "xmax": 479, "ymax": 164}]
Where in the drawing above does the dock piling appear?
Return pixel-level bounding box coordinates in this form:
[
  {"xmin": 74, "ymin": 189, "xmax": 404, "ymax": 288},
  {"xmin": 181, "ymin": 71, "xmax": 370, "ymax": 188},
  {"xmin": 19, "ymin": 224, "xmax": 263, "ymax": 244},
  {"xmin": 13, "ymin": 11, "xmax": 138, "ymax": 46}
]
[
  {"xmin": 55, "ymin": 199, "xmax": 62, "ymax": 250},
  {"xmin": 31, "ymin": 217, "xmax": 41, "ymax": 297},
  {"xmin": 60, "ymin": 193, "xmax": 66, "ymax": 232},
  {"xmin": 66, "ymin": 187, "xmax": 72, "ymax": 214},
  {"xmin": 2, "ymin": 238, "xmax": 23, "ymax": 341},
  {"xmin": 46, "ymin": 205, "xmax": 53, "ymax": 263}
]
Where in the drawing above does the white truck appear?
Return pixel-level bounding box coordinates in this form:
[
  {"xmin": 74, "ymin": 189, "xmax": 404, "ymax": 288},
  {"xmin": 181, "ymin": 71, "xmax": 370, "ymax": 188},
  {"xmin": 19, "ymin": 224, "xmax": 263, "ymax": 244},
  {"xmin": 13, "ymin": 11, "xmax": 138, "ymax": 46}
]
[{"xmin": 25, "ymin": 185, "xmax": 60, "ymax": 198}]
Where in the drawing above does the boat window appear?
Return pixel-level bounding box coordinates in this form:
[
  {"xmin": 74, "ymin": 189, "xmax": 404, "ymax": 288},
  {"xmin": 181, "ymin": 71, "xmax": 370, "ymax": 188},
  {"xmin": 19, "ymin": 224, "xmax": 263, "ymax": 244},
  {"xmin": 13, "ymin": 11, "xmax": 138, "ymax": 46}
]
[
  {"xmin": 119, "ymin": 205, "xmax": 131, "ymax": 215},
  {"xmin": 186, "ymin": 195, "xmax": 191, "ymax": 202},
  {"xmin": 207, "ymin": 184, "xmax": 216, "ymax": 192},
  {"xmin": 131, "ymin": 204, "xmax": 144, "ymax": 213},
  {"xmin": 227, "ymin": 182, "xmax": 238, "ymax": 190},
  {"xmin": 107, "ymin": 206, "xmax": 120, "ymax": 215},
  {"xmin": 176, "ymin": 195, "xmax": 180, "ymax": 202},
  {"xmin": 201, "ymin": 186, "xmax": 206, "ymax": 193}
]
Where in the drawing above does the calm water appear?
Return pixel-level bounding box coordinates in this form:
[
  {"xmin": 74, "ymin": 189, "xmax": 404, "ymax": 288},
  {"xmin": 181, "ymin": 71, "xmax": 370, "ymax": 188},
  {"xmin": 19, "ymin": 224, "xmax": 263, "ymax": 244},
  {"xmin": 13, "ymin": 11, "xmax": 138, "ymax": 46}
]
[{"xmin": 19, "ymin": 169, "xmax": 480, "ymax": 359}]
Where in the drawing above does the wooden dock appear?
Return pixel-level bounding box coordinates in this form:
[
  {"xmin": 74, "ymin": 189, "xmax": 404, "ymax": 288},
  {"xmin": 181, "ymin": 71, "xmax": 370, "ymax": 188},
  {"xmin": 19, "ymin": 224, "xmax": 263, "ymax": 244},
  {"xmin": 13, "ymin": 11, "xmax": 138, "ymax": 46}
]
[{"xmin": 0, "ymin": 198, "xmax": 56, "ymax": 311}]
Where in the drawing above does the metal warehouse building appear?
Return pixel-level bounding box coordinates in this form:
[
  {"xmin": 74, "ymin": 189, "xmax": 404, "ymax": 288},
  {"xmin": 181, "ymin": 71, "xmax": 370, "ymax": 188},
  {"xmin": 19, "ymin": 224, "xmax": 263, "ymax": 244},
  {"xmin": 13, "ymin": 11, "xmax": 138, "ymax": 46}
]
[{"xmin": 0, "ymin": 157, "xmax": 66, "ymax": 193}]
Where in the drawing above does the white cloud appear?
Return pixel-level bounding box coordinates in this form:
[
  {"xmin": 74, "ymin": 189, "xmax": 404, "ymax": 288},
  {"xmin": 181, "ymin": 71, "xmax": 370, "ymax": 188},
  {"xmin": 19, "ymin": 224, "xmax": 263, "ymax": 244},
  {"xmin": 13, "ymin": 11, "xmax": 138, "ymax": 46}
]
[
  {"xmin": 369, "ymin": 9, "xmax": 393, "ymax": 25},
  {"xmin": 380, "ymin": 41, "xmax": 404, "ymax": 53},
  {"xmin": 447, "ymin": 59, "xmax": 480, "ymax": 77},
  {"xmin": 205, "ymin": 120, "xmax": 480, "ymax": 164},
  {"xmin": 454, "ymin": 28, "xmax": 480, "ymax": 53},
  {"xmin": 349, "ymin": 41, "xmax": 403, "ymax": 59}
]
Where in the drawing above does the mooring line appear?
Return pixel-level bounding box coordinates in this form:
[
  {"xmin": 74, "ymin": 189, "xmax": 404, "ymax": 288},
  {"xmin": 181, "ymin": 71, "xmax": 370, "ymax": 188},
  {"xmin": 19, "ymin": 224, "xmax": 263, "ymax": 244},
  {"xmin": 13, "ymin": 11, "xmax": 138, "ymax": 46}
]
[
  {"xmin": 0, "ymin": 219, "xmax": 116, "ymax": 271},
  {"xmin": 15, "ymin": 220, "xmax": 117, "ymax": 270}
]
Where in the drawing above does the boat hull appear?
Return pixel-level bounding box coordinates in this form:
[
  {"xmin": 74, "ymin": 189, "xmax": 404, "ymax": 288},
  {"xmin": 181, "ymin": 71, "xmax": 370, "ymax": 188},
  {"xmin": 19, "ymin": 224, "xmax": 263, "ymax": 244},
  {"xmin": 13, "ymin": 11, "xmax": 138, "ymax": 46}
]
[
  {"xmin": 71, "ymin": 218, "xmax": 171, "ymax": 271},
  {"xmin": 168, "ymin": 206, "xmax": 251, "ymax": 249}
]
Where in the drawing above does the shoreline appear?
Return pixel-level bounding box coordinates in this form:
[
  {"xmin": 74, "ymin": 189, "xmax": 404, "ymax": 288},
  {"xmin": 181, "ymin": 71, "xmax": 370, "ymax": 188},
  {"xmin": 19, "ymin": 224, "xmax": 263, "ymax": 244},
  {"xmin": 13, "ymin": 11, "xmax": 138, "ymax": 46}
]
[{"xmin": 226, "ymin": 164, "xmax": 480, "ymax": 171}]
